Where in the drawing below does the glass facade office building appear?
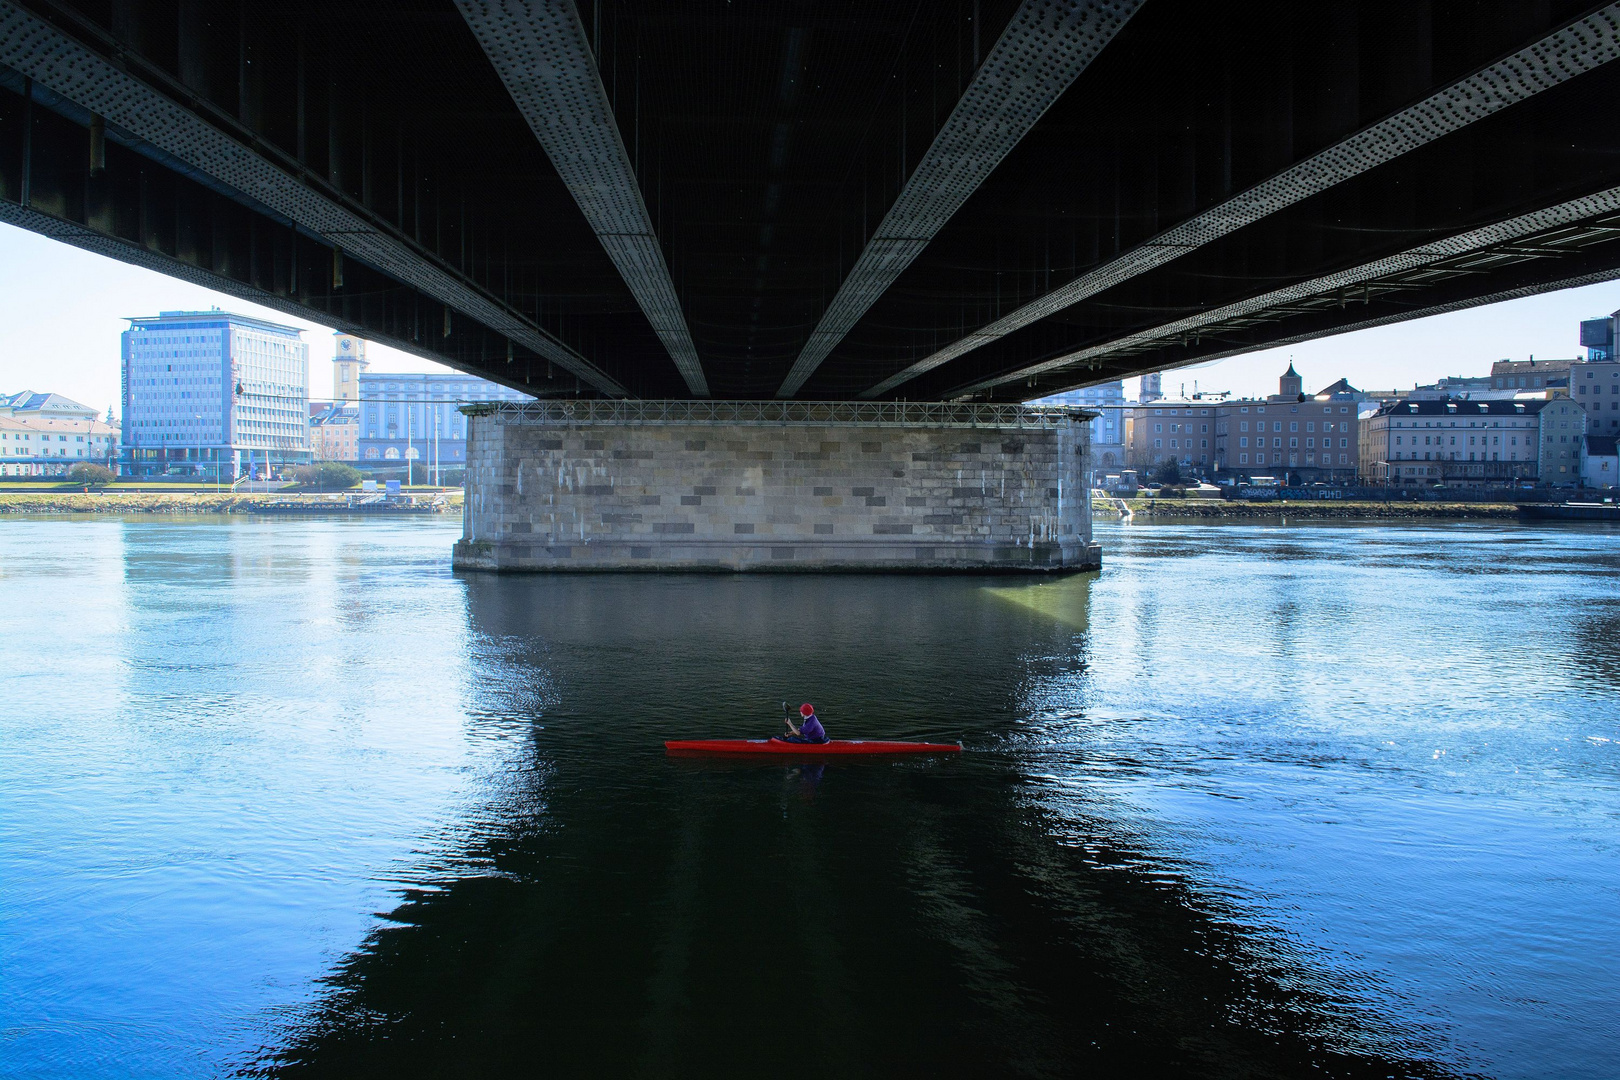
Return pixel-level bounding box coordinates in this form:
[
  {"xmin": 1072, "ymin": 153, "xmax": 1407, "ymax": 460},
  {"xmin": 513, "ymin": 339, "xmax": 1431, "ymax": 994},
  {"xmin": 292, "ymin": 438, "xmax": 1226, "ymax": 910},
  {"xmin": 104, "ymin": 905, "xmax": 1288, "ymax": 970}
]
[
  {"xmin": 121, "ymin": 310, "xmax": 309, "ymax": 477},
  {"xmin": 1031, "ymin": 380, "xmax": 1128, "ymax": 469},
  {"xmin": 359, "ymin": 372, "xmax": 532, "ymax": 465}
]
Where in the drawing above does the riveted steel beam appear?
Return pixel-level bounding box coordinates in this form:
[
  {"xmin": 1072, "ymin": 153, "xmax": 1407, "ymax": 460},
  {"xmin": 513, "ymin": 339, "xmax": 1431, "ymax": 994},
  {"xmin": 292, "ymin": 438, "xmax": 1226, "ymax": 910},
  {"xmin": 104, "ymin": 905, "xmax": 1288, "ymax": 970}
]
[
  {"xmin": 457, "ymin": 0, "xmax": 710, "ymax": 397},
  {"xmin": 865, "ymin": 3, "xmax": 1620, "ymax": 399},
  {"xmin": 774, "ymin": 0, "xmax": 1144, "ymax": 399},
  {"xmin": 1079, "ymin": 259, "xmax": 1620, "ymax": 399},
  {"xmin": 949, "ymin": 184, "xmax": 1620, "ymax": 397},
  {"xmin": 0, "ymin": 196, "xmax": 471, "ymax": 375},
  {"xmin": 0, "ymin": 0, "xmax": 627, "ymax": 397}
]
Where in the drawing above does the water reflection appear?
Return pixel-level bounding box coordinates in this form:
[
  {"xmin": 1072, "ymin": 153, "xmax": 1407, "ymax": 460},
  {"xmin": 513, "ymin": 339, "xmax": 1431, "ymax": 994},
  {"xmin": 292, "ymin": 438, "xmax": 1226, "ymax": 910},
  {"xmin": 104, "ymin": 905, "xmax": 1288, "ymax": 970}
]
[{"xmin": 251, "ymin": 571, "xmax": 1459, "ymax": 1078}]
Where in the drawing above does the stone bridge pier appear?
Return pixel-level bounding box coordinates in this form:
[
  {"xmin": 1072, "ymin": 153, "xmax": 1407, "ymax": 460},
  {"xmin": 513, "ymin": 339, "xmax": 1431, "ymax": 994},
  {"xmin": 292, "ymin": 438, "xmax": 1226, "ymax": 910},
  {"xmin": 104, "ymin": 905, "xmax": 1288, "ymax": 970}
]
[{"xmin": 453, "ymin": 402, "xmax": 1100, "ymax": 573}]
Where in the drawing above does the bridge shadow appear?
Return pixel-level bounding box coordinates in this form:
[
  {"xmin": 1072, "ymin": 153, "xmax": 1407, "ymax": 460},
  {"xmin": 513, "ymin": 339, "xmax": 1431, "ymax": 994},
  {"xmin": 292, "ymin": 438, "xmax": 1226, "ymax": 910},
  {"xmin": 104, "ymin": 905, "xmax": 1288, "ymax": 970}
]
[{"xmin": 240, "ymin": 573, "xmax": 1460, "ymax": 1079}]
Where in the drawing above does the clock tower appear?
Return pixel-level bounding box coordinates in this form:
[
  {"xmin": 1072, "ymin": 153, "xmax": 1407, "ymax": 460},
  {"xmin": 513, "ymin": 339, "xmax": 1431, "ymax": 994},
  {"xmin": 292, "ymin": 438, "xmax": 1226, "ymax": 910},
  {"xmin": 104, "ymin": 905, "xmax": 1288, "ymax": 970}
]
[{"xmin": 332, "ymin": 333, "xmax": 369, "ymax": 402}]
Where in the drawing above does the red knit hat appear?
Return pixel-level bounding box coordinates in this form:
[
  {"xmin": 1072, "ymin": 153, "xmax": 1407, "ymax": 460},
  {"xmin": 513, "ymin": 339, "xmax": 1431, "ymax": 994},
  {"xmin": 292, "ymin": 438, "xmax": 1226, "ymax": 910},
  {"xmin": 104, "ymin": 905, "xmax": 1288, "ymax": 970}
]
[{"xmin": 799, "ymin": 703, "xmax": 815, "ymax": 717}]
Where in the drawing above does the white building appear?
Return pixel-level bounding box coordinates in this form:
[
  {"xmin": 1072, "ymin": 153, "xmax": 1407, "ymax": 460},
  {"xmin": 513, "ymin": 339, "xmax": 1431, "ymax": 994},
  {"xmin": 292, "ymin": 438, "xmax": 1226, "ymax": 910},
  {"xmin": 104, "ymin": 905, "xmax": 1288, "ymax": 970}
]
[
  {"xmin": 0, "ymin": 395, "xmax": 118, "ymax": 476},
  {"xmin": 122, "ymin": 310, "xmax": 310, "ymax": 477},
  {"xmin": 0, "ymin": 391, "xmax": 117, "ymax": 476},
  {"xmin": 1357, "ymin": 397, "xmax": 1591, "ymax": 485},
  {"xmin": 1583, "ymin": 435, "xmax": 1618, "ymax": 488},
  {"xmin": 1359, "ymin": 399, "xmax": 1545, "ymax": 484}
]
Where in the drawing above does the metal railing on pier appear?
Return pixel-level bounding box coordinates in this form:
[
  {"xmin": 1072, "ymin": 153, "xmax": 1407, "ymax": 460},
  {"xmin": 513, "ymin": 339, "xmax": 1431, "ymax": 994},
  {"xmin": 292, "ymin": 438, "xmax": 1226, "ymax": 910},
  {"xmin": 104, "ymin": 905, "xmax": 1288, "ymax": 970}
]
[{"xmin": 458, "ymin": 399, "xmax": 1096, "ymax": 429}]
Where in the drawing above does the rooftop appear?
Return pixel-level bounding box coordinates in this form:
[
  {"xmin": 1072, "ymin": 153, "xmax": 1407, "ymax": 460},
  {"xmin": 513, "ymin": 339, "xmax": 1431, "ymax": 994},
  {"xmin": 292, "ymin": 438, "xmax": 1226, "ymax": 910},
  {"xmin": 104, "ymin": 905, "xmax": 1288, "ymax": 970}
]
[
  {"xmin": 1376, "ymin": 398, "xmax": 1548, "ymax": 416},
  {"xmin": 125, "ymin": 310, "xmax": 305, "ymax": 338},
  {"xmin": 1, "ymin": 391, "xmax": 97, "ymax": 416},
  {"xmin": 0, "ymin": 414, "xmax": 117, "ymax": 433}
]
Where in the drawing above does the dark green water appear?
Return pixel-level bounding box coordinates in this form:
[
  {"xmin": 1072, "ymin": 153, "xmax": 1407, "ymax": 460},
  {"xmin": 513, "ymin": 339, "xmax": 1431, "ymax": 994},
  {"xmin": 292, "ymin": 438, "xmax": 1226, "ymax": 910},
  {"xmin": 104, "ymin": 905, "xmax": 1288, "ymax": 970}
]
[{"xmin": 2, "ymin": 517, "xmax": 1617, "ymax": 1078}]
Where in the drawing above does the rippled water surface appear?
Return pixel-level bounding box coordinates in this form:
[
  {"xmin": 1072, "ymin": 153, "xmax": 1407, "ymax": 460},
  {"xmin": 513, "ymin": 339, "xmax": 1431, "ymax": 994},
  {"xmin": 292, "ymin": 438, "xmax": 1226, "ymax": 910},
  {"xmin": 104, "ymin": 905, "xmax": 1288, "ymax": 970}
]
[{"xmin": 1, "ymin": 516, "xmax": 1617, "ymax": 1078}]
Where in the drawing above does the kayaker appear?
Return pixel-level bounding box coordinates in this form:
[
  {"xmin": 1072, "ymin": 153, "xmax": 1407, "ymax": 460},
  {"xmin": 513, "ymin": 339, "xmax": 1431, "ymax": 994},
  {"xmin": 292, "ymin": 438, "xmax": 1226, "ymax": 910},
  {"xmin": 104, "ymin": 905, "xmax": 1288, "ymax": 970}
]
[{"xmin": 780, "ymin": 703, "xmax": 828, "ymax": 744}]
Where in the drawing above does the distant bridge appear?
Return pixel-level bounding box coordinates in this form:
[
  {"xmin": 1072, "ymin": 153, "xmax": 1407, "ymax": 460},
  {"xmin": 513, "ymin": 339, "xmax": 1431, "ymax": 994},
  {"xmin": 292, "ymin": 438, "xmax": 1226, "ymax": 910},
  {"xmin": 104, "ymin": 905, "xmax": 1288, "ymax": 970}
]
[{"xmin": 3, "ymin": 1, "xmax": 1620, "ymax": 404}]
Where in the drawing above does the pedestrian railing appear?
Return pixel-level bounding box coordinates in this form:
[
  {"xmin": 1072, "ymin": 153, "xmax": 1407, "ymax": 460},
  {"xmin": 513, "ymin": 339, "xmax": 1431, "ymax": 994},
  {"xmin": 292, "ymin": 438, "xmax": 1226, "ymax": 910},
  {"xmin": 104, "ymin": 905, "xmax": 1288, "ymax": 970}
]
[{"xmin": 458, "ymin": 399, "xmax": 1094, "ymax": 429}]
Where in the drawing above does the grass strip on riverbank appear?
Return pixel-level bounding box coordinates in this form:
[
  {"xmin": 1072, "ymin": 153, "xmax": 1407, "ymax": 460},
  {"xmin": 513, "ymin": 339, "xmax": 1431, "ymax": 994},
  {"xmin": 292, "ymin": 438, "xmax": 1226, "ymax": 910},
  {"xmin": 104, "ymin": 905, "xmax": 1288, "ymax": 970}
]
[
  {"xmin": 1111, "ymin": 499, "xmax": 1519, "ymax": 519},
  {"xmin": 0, "ymin": 491, "xmax": 463, "ymax": 514}
]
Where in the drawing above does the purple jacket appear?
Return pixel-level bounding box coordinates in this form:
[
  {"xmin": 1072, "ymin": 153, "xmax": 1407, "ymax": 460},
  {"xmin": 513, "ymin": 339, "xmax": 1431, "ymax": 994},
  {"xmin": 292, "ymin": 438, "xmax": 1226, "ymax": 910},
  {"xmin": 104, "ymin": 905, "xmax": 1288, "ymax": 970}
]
[{"xmin": 800, "ymin": 713, "xmax": 827, "ymax": 742}]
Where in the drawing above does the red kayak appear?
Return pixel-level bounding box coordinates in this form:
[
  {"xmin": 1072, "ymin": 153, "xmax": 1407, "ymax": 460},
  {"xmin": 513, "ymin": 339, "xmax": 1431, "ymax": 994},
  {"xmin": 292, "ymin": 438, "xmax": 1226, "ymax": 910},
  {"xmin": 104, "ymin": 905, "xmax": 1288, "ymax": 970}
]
[{"xmin": 665, "ymin": 738, "xmax": 962, "ymax": 757}]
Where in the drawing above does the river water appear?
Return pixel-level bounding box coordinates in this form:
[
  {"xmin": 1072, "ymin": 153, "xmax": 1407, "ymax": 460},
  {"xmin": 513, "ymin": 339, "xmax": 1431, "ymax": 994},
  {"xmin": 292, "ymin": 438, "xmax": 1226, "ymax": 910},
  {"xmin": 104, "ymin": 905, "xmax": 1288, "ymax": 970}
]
[{"xmin": 1, "ymin": 516, "xmax": 1616, "ymax": 1078}]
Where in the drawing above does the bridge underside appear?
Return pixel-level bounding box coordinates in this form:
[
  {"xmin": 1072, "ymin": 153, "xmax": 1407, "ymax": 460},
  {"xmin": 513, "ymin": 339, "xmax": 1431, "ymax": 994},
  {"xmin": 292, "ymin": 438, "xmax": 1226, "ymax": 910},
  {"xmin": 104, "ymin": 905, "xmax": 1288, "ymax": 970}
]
[{"xmin": 4, "ymin": 1, "xmax": 1620, "ymax": 405}]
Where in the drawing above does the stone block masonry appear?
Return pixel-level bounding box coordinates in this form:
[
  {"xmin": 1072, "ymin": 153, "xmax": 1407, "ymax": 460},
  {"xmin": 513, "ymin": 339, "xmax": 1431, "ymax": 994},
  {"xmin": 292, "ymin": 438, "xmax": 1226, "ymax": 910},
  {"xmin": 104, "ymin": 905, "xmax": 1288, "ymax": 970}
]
[{"xmin": 453, "ymin": 402, "xmax": 1100, "ymax": 573}]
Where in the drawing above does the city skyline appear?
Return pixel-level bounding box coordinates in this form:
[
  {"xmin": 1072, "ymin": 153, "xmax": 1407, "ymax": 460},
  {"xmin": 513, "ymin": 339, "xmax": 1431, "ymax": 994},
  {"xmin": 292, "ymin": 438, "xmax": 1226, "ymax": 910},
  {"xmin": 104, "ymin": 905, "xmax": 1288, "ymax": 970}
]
[{"xmin": 6, "ymin": 220, "xmax": 1620, "ymax": 413}]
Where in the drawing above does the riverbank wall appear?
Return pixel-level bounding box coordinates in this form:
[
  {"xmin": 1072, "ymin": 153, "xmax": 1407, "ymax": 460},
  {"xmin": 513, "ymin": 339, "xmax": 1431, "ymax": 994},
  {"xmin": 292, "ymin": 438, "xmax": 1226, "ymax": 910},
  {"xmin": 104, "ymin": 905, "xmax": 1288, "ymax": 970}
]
[
  {"xmin": 454, "ymin": 401, "xmax": 1100, "ymax": 573},
  {"xmin": 1113, "ymin": 499, "xmax": 1520, "ymax": 519},
  {"xmin": 0, "ymin": 492, "xmax": 461, "ymax": 514}
]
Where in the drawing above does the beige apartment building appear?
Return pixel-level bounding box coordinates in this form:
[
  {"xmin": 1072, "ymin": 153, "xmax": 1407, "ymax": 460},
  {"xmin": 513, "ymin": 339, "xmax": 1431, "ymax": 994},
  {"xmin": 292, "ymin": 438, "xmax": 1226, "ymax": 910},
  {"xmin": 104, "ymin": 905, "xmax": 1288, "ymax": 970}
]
[
  {"xmin": 1122, "ymin": 365, "xmax": 1359, "ymax": 482},
  {"xmin": 1489, "ymin": 358, "xmax": 1578, "ymax": 393},
  {"xmin": 308, "ymin": 404, "xmax": 359, "ymax": 462},
  {"xmin": 1126, "ymin": 364, "xmax": 1363, "ymax": 481},
  {"xmin": 1127, "ymin": 396, "xmax": 1359, "ymax": 481},
  {"xmin": 1212, "ymin": 396, "xmax": 1359, "ymax": 480},
  {"xmin": 1125, "ymin": 400, "xmax": 1216, "ymax": 474}
]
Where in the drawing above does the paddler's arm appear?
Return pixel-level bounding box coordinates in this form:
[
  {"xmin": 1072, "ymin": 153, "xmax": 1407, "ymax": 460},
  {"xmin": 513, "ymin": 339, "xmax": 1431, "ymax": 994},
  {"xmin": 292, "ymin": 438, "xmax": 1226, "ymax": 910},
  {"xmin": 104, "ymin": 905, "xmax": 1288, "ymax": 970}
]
[{"xmin": 783, "ymin": 716, "xmax": 801, "ymax": 736}]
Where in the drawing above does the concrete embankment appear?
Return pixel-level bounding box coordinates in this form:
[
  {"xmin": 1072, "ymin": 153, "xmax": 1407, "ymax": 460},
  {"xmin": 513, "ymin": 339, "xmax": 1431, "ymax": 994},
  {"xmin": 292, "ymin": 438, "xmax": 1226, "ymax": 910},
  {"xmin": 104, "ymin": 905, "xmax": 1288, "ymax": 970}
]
[
  {"xmin": 0, "ymin": 492, "xmax": 462, "ymax": 514},
  {"xmin": 1113, "ymin": 499, "xmax": 1518, "ymax": 520}
]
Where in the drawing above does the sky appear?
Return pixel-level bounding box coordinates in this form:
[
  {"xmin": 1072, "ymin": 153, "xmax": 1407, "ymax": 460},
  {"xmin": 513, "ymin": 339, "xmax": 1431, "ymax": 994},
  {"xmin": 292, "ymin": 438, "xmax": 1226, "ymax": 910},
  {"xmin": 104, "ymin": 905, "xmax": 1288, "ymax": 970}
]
[
  {"xmin": 2, "ymin": 220, "xmax": 1616, "ymax": 411},
  {"xmin": 0, "ymin": 223, "xmax": 450, "ymax": 415}
]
